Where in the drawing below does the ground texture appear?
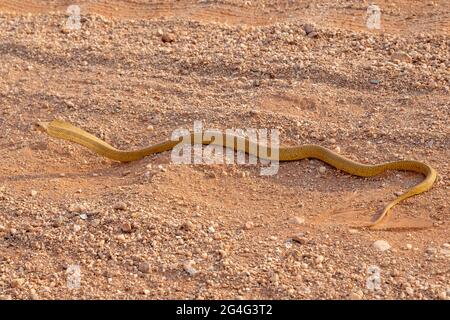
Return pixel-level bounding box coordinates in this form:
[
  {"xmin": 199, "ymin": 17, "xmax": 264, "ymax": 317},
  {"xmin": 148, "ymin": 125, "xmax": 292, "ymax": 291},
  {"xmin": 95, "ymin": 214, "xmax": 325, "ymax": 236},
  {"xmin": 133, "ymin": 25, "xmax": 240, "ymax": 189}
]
[{"xmin": 0, "ymin": 0, "xmax": 449, "ymax": 299}]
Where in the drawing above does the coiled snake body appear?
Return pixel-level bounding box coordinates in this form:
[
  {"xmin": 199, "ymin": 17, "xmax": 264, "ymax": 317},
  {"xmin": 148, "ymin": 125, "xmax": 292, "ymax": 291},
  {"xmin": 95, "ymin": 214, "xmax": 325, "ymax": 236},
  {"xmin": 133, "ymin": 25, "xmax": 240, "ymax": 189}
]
[{"xmin": 37, "ymin": 119, "xmax": 437, "ymax": 228}]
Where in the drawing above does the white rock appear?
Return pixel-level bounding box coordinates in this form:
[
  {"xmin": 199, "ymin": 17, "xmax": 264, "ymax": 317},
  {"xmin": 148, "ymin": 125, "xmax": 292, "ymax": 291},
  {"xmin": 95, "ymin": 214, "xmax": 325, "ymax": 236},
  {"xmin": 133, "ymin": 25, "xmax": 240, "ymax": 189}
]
[
  {"xmin": 183, "ymin": 260, "xmax": 198, "ymax": 276},
  {"xmin": 373, "ymin": 240, "xmax": 391, "ymax": 252},
  {"xmin": 290, "ymin": 216, "xmax": 305, "ymax": 225},
  {"xmin": 405, "ymin": 287, "xmax": 414, "ymax": 296}
]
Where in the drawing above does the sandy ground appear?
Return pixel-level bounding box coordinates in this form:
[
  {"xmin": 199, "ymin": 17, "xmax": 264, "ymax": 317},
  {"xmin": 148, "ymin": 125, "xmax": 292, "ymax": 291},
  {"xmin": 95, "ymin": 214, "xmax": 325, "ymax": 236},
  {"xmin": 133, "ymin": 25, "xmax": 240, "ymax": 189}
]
[{"xmin": 0, "ymin": 0, "xmax": 449, "ymax": 300}]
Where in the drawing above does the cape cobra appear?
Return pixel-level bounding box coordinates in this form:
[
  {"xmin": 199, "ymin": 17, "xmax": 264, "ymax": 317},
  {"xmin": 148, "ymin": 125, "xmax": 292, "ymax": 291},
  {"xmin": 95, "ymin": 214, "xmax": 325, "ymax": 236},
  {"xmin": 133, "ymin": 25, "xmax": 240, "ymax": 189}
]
[{"xmin": 36, "ymin": 119, "xmax": 437, "ymax": 228}]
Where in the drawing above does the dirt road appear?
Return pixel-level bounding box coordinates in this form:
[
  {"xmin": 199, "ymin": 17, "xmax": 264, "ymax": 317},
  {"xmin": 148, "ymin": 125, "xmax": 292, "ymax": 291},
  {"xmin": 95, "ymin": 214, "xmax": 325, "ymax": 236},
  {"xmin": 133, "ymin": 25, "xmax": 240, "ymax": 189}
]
[{"xmin": 0, "ymin": 0, "xmax": 448, "ymax": 299}]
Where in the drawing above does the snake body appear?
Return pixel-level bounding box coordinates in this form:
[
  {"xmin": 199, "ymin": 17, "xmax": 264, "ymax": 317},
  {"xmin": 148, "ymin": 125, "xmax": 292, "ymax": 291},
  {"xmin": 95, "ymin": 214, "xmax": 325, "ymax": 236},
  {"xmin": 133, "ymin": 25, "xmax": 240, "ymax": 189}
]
[{"xmin": 37, "ymin": 119, "xmax": 437, "ymax": 228}]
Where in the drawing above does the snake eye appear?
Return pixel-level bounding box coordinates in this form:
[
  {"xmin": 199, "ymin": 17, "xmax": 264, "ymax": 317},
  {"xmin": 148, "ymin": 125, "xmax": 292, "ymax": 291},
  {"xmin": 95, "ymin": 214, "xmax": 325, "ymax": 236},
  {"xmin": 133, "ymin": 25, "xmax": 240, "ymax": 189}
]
[{"xmin": 35, "ymin": 122, "xmax": 49, "ymax": 132}]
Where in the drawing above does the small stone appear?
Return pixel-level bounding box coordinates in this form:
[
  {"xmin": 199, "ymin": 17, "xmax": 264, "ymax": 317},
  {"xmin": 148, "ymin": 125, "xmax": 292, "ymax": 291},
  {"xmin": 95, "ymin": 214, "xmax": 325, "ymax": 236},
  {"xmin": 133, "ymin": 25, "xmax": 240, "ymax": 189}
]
[
  {"xmin": 290, "ymin": 216, "xmax": 305, "ymax": 225},
  {"xmin": 303, "ymin": 24, "xmax": 315, "ymax": 34},
  {"xmin": 315, "ymin": 255, "xmax": 324, "ymax": 264},
  {"xmin": 370, "ymin": 79, "xmax": 380, "ymax": 85},
  {"xmin": 244, "ymin": 221, "xmax": 254, "ymax": 230},
  {"xmin": 405, "ymin": 287, "xmax": 414, "ymax": 296},
  {"xmin": 218, "ymin": 250, "xmax": 227, "ymax": 258},
  {"xmin": 349, "ymin": 290, "xmax": 364, "ymax": 300},
  {"xmin": 120, "ymin": 222, "xmax": 132, "ymax": 233},
  {"xmin": 426, "ymin": 247, "xmax": 437, "ymax": 254},
  {"xmin": 73, "ymin": 224, "xmax": 81, "ymax": 232},
  {"xmin": 319, "ymin": 166, "xmax": 326, "ymax": 174},
  {"xmin": 113, "ymin": 202, "xmax": 127, "ymax": 210},
  {"xmin": 208, "ymin": 226, "xmax": 215, "ymax": 233},
  {"xmin": 270, "ymin": 273, "xmax": 279, "ymax": 283},
  {"xmin": 438, "ymin": 291, "xmax": 447, "ymax": 300},
  {"xmin": 138, "ymin": 262, "xmax": 150, "ymax": 274},
  {"xmin": 405, "ymin": 244, "xmax": 413, "ymax": 250},
  {"xmin": 79, "ymin": 213, "xmax": 88, "ymax": 220},
  {"xmin": 348, "ymin": 228, "xmax": 359, "ymax": 234},
  {"xmin": 116, "ymin": 234, "xmax": 126, "ymax": 242},
  {"xmin": 11, "ymin": 278, "xmax": 25, "ymax": 288},
  {"xmin": 183, "ymin": 260, "xmax": 198, "ymax": 276},
  {"xmin": 372, "ymin": 240, "xmax": 391, "ymax": 252},
  {"xmin": 142, "ymin": 289, "xmax": 150, "ymax": 295},
  {"xmin": 161, "ymin": 33, "xmax": 175, "ymax": 43},
  {"xmin": 30, "ymin": 190, "xmax": 38, "ymax": 197},
  {"xmin": 391, "ymin": 51, "xmax": 412, "ymax": 64},
  {"xmin": 334, "ymin": 146, "xmax": 341, "ymax": 153},
  {"xmin": 307, "ymin": 31, "xmax": 318, "ymax": 38},
  {"xmin": 146, "ymin": 125, "xmax": 154, "ymax": 131},
  {"xmin": 68, "ymin": 203, "xmax": 86, "ymax": 213},
  {"xmin": 180, "ymin": 221, "xmax": 195, "ymax": 231},
  {"xmin": 291, "ymin": 235, "xmax": 307, "ymax": 244}
]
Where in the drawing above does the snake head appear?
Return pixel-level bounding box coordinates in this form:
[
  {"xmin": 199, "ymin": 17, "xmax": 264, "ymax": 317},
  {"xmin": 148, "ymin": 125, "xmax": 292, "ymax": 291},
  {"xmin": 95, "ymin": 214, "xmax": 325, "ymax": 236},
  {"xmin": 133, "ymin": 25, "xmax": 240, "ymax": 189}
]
[{"xmin": 35, "ymin": 121, "xmax": 50, "ymax": 132}]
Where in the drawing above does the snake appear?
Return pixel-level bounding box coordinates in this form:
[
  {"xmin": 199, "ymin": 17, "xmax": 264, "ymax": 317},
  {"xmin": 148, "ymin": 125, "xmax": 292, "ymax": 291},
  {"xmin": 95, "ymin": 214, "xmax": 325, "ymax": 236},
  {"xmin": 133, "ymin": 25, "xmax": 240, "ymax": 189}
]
[{"xmin": 36, "ymin": 119, "xmax": 437, "ymax": 228}]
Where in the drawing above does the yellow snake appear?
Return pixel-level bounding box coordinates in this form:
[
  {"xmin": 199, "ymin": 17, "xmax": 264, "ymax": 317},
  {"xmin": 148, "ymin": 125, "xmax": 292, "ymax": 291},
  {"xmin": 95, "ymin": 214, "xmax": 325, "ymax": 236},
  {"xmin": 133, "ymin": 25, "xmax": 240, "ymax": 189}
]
[{"xmin": 37, "ymin": 119, "xmax": 437, "ymax": 228}]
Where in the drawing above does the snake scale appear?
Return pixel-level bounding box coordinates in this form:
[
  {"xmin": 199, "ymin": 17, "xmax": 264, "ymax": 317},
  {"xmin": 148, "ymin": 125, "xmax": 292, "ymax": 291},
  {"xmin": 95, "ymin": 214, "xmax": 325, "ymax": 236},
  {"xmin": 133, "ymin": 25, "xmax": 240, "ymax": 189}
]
[{"xmin": 37, "ymin": 119, "xmax": 437, "ymax": 228}]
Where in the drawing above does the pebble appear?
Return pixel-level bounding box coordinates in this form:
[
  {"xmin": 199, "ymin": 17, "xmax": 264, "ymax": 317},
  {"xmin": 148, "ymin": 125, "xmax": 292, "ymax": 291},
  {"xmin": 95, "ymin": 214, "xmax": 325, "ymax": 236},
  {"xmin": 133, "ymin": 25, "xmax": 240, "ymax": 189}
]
[
  {"xmin": 391, "ymin": 51, "xmax": 412, "ymax": 64},
  {"xmin": 183, "ymin": 260, "xmax": 198, "ymax": 276},
  {"xmin": 138, "ymin": 262, "xmax": 151, "ymax": 274},
  {"xmin": 315, "ymin": 255, "xmax": 324, "ymax": 264},
  {"xmin": 120, "ymin": 222, "xmax": 133, "ymax": 233},
  {"xmin": 303, "ymin": 24, "xmax": 315, "ymax": 35},
  {"xmin": 11, "ymin": 278, "xmax": 25, "ymax": 288},
  {"xmin": 180, "ymin": 221, "xmax": 195, "ymax": 231},
  {"xmin": 405, "ymin": 286, "xmax": 414, "ymax": 296},
  {"xmin": 405, "ymin": 244, "xmax": 413, "ymax": 250},
  {"xmin": 161, "ymin": 33, "xmax": 175, "ymax": 43},
  {"xmin": 244, "ymin": 221, "xmax": 254, "ymax": 230},
  {"xmin": 349, "ymin": 290, "xmax": 364, "ymax": 300},
  {"xmin": 318, "ymin": 166, "xmax": 326, "ymax": 173},
  {"xmin": 372, "ymin": 240, "xmax": 391, "ymax": 252},
  {"xmin": 290, "ymin": 216, "xmax": 305, "ymax": 225},
  {"xmin": 30, "ymin": 190, "xmax": 38, "ymax": 197},
  {"xmin": 291, "ymin": 235, "xmax": 307, "ymax": 244},
  {"xmin": 116, "ymin": 234, "xmax": 126, "ymax": 242},
  {"xmin": 68, "ymin": 203, "xmax": 86, "ymax": 213},
  {"xmin": 113, "ymin": 202, "xmax": 127, "ymax": 210}
]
